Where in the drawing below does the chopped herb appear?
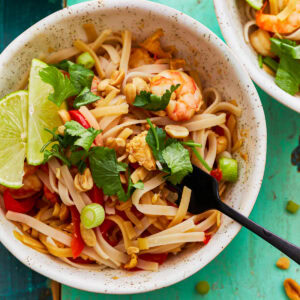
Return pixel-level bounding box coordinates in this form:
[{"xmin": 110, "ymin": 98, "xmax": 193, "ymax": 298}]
[
  {"xmin": 89, "ymin": 147, "xmax": 143, "ymax": 202},
  {"xmin": 41, "ymin": 61, "xmax": 97, "ymax": 107},
  {"xmin": 162, "ymin": 142, "xmax": 193, "ymax": 185},
  {"xmin": 73, "ymin": 87, "xmax": 100, "ymax": 108},
  {"xmin": 263, "ymin": 57, "xmax": 279, "ymax": 72},
  {"xmin": 145, "ymin": 119, "xmax": 193, "ymax": 183},
  {"xmin": 133, "ymin": 84, "xmax": 180, "ymax": 111},
  {"xmin": 269, "ymin": 39, "xmax": 300, "ymax": 95},
  {"xmin": 191, "ymin": 147, "xmax": 212, "ymax": 172},
  {"xmin": 41, "ymin": 120, "xmax": 101, "ymax": 168},
  {"xmin": 64, "ymin": 120, "xmax": 101, "ymax": 151},
  {"xmin": 181, "ymin": 141, "xmax": 202, "ymax": 148},
  {"xmin": 39, "ymin": 66, "xmax": 78, "ymax": 107},
  {"xmin": 258, "ymin": 54, "xmax": 263, "ymax": 68}
]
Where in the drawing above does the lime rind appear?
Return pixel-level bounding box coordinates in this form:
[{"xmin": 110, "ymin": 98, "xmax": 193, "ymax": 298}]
[
  {"xmin": 0, "ymin": 90, "xmax": 28, "ymax": 188},
  {"xmin": 27, "ymin": 59, "xmax": 65, "ymax": 165},
  {"xmin": 246, "ymin": 0, "xmax": 263, "ymax": 10}
]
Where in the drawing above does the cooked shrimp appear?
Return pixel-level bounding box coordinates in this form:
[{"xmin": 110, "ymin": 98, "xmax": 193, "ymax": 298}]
[
  {"xmin": 0, "ymin": 163, "xmax": 42, "ymax": 199},
  {"xmin": 150, "ymin": 70, "xmax": 203, "ymax": 121},
  {"xmin": 256, "ymin": 1, "xmax": 300, "ymax": 34}
]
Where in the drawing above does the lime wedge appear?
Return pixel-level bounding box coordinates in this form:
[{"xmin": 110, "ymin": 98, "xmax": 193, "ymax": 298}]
[
  {"xmin": 246, "ymin": 0, "xmax": 263, "ymax": 10},
  {"xmin": 0, "ymin": 91, "xmax": 28, "ymax": 188},
  {"xmin": 27, "ymin": 59, "xmax": 65, "ymax": 165}
]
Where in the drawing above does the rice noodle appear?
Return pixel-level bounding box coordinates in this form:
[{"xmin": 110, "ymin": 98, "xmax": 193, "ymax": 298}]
[
  {"xmin": 101, "ymin": 44, "xmax": 121, "ymax": 64},
  {"xmin": 79, "ymin": 106, "xmax": 101, "ymax": 130},
  {"xmin": 183, "ymin": 113, "xmax": 226, "ymax": 132},
  {"xmin": 136, "ymin": 259, "xmax": 158, "ymax": 271},
  {"xmin": 119, "ymin": 30, "xmax": 132, "ymax": 74},
  {"xmin": 129, "ymin": 64, "xmax": 169, "ymax": 74},
  {"xmin": 36, "ymin": 170, "xmax": 54, "ymax": 193},
  {"xmin": 60, "ymin": 257, "xmax": 105, "ymax": 270},
  {"xmin": 243, "ymin": 20, "xmax": 257, "ymax": 43}
]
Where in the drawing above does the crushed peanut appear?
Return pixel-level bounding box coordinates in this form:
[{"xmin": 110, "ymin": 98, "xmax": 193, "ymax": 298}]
[
  {"xmin": 124, "ymin": 253, "xmax": 138, "ymax": 269},
  {"xmin": 284, "ymin": 278, "xmax": 300, "ymax": 300},
  {"xmin": 165, "ymin": 124, "xmax": 189, "ymax": 139},
  {"xmin": 276, "ymin": 257, "xmax": 290, "ymax": 270},
  {"xmin": 131, "ymin": 166, "xmax": 149, "ymax": 184},
  {"xmin": 74, "ymin": 168, "xmax": 93, "ymax": 192},
  {"xmin": 80, "ymin": 223, "xmax": 97, "ymax": 247}
]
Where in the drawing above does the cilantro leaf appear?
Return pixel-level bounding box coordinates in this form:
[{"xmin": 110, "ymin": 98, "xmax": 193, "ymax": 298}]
[
  {"xmin": 73, "ymin": 86, "xmax": 100, "ymax": 108},
  {"xmin": 89, "ymin": 147, "xmax": 129, "ymax": 201},
  {"xmin": 162, "ymin": 142, "xmax": 193, "ymax": 185},
  {"xmin": 133, "ymin": 84, "xmax": 180, "ymax": 111},
  {"xmin": 146, "ymin": 119, "xmax": 167, "ymax": 164},
  {"xmin": 275, "ymin": 55, "xmax": 300, "ymax": 95},
  {"xmin": 52, "ymin": 60, "xmax": 74, "ymax": 71},
  {"xmin": 43, "ymin": 144, "xmax": 71, "ymax": 167},
  {"xmin": 270, "ymin": 38, "xmax": 300, "ymax": 59},
  {"xmin": 39, "ymin": 66, "xmax": 78, "ymax": 106},
  {"xmin": 69, "ymin": 64, "xmax": 94, "ymax": 92},
  {"xmin": 64, "ymin": 120, "xmax": 101, "ymax": 151},
  {"xmin": 69, "ymin": 150, "xmax": 89, "ymax": 173}
]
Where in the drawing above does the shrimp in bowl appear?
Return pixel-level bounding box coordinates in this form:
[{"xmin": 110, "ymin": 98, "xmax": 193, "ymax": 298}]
[{"xmin": 150, "ymin": 70, "xmax": 203, "ymax": 121}]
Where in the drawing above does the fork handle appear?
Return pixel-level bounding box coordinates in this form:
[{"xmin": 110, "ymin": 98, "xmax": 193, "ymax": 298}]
[{"xmin": 216, "ymin": 200, "xmax": 300, "ymax": 264}]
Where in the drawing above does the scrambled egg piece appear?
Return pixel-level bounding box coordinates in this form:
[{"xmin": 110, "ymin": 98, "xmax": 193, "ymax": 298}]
[
  {"xmin": 126, "ymin": 131, "xmax": 156, "ymax": 171},
  {"xmin": 129, "ymin": 48, "xmax": 154, "ymax": 68}
]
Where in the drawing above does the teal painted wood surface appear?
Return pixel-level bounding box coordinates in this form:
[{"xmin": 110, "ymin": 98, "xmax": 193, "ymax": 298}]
[
  {"xmin": 62, "ymin": 0, "xmax": 300, "ymax": 299},
  {"xmin": 0, "ymin": 1, "xmax": 63, "ymax": 299}
]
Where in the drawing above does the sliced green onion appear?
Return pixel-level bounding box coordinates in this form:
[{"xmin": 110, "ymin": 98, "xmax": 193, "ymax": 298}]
[
  {"xmin": 181, "ymin": 141, "xmax": 202, "ymax": 148},
  {"xmin": 263, "ymin": 57, "xmax": 279, "ymax": 72},
  {"xmin": 218, "ymin": 157, "xmax": 238, "ymax": 182},
  {"xmin": 286, "ymin": 200, "xmax": 299, "ymax": 214},
  {"xmin": 258, "ymin": 55, "xmax": 263, "ymax": 68},
  {"xmin": 191, "ymin": 147, "xmax": 212, "ymax": 172},
  {"xmin": 147, "ymin": 118, "xmax": 159, "ymax": 150},
  {"xmin": 195, "ymin": 281, "xmax": 210, "ymax": 295},
  {"xmin": 80, "ymin": 203, "xmax": 105, "ymax": 229},
  {"xmin": 270, "ymin": 38, "xmax": 300, "ymax": 60},
  {"xmin": 76, "ymin": 52, "xmax": 95, "ymax": 69}
]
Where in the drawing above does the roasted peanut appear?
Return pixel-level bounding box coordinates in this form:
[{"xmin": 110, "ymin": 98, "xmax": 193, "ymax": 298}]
[
  {"xmin": 57, "ymin": 125, "xmax": 65, "ymax": 135},
  {"xmin": 132, "ymin": 77, "xmax": 149, "ymax": 94},
  {"xmin": 276, "ymin": 257, "xmax": 290, "ymax": 270},
  {"xmin": 165, "ymin": 125, "xmax": 189, "ymax": 139},
  {"xmin": 74, "ymin": 168, "xmax": 93, "ymax": 192},
  {"xmin": 284, "ymin": 278, "xmax": 300, "ymax": 300},
  {"xmin": 110, "ymin": 70, "xmax": 125, "ymax": 87},
  {"xmin": 124, "ymin": 83, "xmax": 136, "ymax": 104},
  {"xmin": 216, "ymin": 136, "xmax": 228, "ymax": 154}
]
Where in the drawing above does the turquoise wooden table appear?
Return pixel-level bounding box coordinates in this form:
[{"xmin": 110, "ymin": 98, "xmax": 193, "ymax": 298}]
[{"xmin": 0, "ymin": 0, "xmax": 299, "ymax": 299}]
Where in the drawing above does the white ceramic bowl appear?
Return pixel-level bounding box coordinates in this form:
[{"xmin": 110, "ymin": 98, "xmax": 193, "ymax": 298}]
[
  {"xmin": 214, "ymin": 0, "xmax": 300, "ymax": 113},
  {"xmin": 0, "ymin": 0, "xmax": 266, "ymax": 294}
]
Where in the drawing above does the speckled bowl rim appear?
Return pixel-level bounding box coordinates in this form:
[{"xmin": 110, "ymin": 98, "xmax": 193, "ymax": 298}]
[
  {"xmin": 0, "ymin": 0, "xmax": 267, "ymax": 294},
  {"xmin": 213, "ymin": 0, "xmax": 300, "ymax": 113}
]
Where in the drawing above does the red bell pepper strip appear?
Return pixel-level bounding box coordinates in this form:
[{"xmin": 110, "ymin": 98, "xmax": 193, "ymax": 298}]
[
  {"xmin": 89, "ymin": 185, "xmax": 104, "ymax": 206},
  {"xmin": 203, "ymin": 235, "xmax": 212, "ymax": 245},
  {"xmin": 99, "ymin": 219, "xmax": 119, "ymax": 247},
  {"xmin": 70, "ymin": 206, "xmax": 85, "ymax": 258},
  {"xmin": 69, "ymin": 110, "xmax": 90, "ymax": 129},
  {"xmin": 3, "ymin": 190, "xmax": 36, "ymax": 213},
  {"xmin": 210, "ymin": 168, "xmax": 223, "ymax": 182},
  {"xmin": 68, "ymin": 257, "xmax": 95, "ymax": 264},
  {"xmin": 43, "ymin": 185, "xmax": 58, "ymax": 204},
  {"xmin": 138, "ymin": 253, "xmax": 168, "ymax": 265}
]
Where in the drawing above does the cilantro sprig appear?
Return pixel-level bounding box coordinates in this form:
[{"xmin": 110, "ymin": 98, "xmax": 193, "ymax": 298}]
[
  {"xmin": 88, "ymin": 147, "xmax": 144, "ymax": 202},
  {"xmin": 39, "ymin": 60, "xmax": 100, "ymax": 107},
  {"xmin": 133, "ymin": 84, "xmax": 180, "ymax": 111},
  {"xmin": 41, "ymin": 120, "xmax": 101, "ymax": 171},
  {"xmin": 269, "ymin": 38, "xmax": 300, "ymax": 95}
]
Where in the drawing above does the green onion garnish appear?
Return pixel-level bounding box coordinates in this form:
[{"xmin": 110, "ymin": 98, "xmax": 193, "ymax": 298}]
[
  {"xmin": 195, "ymin": 281, "xmax": 210, "ymax": 295},
  {"xmin": 258, "ymin": 55, "xmax": 263, "ymax": 68},
  {"xmin": 76, "ymin": 52, "xmax": 95, "ymax": 69},
  {"xmin": 80, "ymin": 203, "xmax": 105, "ymax": 229},
  {"xmin": 181, "ymin": 141, "xmax": 202, "ymax": 148},
  {"xmin": 286, "ymin": 201, "xmax": 299, "ymax": 214},
  {"xmin": 191, "ymin": 147, "xmax": 212, "ymax": 172},
  {"xmin": 147, "ymin": 118, "xmax": 159, "ymax": 150},
  {"xmin": 218, "ymin": 157, "xmax": 238, "ymax": 182}
]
